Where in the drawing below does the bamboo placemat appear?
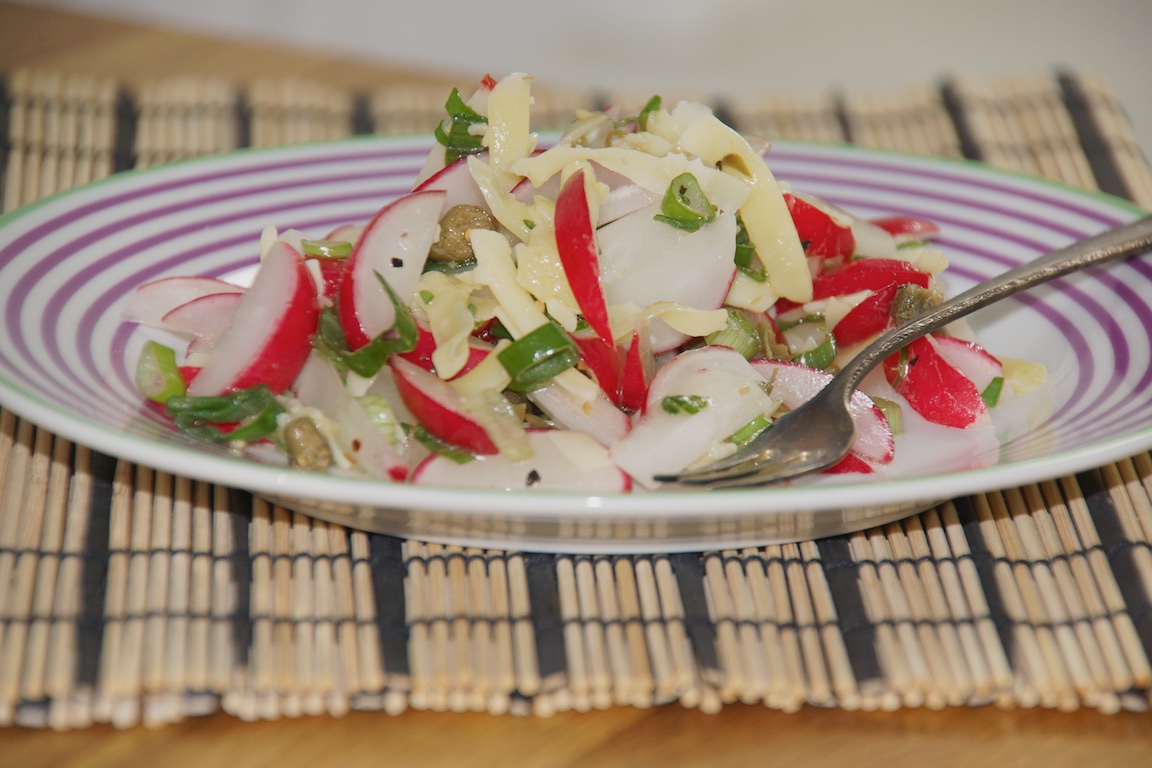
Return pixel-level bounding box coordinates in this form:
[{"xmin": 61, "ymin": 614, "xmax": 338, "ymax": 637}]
[{"xmin": 2, "ymin": 68, "xmax": 1152, "ymax": 729}]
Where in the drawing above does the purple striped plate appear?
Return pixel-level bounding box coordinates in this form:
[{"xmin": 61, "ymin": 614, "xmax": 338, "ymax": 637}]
[{"xmin": 1, "ymin": 136, "xmax": 1150, "ymax": 553}]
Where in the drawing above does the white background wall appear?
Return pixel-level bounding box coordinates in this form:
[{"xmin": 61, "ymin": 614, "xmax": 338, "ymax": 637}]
[{"xmin": 24, "ymin": 0, "xmax": 1152, "ymax": 156}]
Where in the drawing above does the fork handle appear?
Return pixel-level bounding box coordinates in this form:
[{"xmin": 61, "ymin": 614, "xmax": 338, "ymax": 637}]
[{"xmin": 831, "ymin": 214, "xmax": 1152, "ymax": 397}]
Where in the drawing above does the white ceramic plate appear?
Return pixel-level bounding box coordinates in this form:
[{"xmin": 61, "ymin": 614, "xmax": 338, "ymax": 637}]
[{"xmin": 1, "ymin": 136, "xmax": 1151, "ymax": 553}]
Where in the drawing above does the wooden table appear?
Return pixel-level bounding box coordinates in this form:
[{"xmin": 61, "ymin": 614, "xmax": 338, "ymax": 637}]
[{"xmin": 2, "ymin": 3, "xmax": 1152, "ymax": 765}]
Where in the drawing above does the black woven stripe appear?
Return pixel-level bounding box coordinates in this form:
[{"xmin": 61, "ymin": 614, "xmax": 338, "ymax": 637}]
[
  {"xmin": 1074, "ymin": 468, "xmax": 1152, "ymax": 659},
  {"xmin": 1057, "ymin": 72, "xmax": 1132, "ymax": 200},
  {"xmin": 234, "ymin": 88, "xmax": 252, "ymax": 150},
  {"xmin": 524, "ymin": 553, "xmax": 567, "ymax": 680},
  {"xmin": 0, "ymin": 74, "xmax": 10, "ymax": 212},
  {"xmin": 367, "ymin": 533, "xmax": 410, "ymax": 677},
  {"xmin": 952, "ymin": 495, "xmax": 1014, "ymax": 653},
  {"xmin": 75, "ymin": 450, "xmax": 117, "ymax": 688},
  {"xmin": 833, "ymin": 92, "xmax": 855, "ymax": 145},
  {"xmin": 938, "ymin": 80, "xmax": 984, "ymax": 162},
  {"xmin": 351, "ymin": 92, "xmax": 374, "ymax": 136},
  {"xmin": 226, "ymin": 489, "xmax": 253, "ymax": 667},
  {"xmin": 111, "ymin": 87, "xmax": 136, "ymax": 172},
  {"xmin": 668, "ymin": 552, "xmax": 720, "ymax": 673},
  {"xmin": 816, "ymin": 535, "xmax": 881, "ymax": 682}
]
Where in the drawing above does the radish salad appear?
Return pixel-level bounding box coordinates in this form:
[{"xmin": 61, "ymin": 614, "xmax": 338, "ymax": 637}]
[{"xmin": 123, "ymin": 72, "xmax": 1049, "ymax": 493}]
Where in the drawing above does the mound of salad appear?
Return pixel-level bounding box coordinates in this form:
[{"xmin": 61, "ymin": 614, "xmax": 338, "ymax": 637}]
[{"xmin": 123, "ymin": 72, "xmax": 1048, "ymax": 493}]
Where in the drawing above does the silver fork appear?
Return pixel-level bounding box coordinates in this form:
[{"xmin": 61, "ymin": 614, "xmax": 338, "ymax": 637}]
[{"xmin": 660, "ymin": 214, "xmax": 1152, "ymax": 489}]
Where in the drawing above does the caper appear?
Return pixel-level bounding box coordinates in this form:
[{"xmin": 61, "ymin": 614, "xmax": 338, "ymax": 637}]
[
  {"xmin": 890, "ymin": 284, "xmax": 943, "ymax": 326},
  {"xmin": 282, "ymin": 417, "xmax": 333, "ymax": 471},
  {"xmin": 429, "ymin": 205, "xmax": 497, "ymax": 263}
]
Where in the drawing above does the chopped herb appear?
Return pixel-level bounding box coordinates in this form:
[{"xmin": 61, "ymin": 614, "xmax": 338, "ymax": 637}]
[
  {"xmin": 733, "ymin": 214, "xmax": 766, "ymax": 281},
  {"xmin": 434, "ymin": 88, "xmax": 488, "ymax": 164},
  {"xmin": 981, "ymin": 376, "xmax": 1005, "ymax": 407},
  {"xmin": 661, "ymin": 394, "xmax": 711, "ymax": 415},
  {"xmin": 410, "ymin": 424, "xmax": 476, "ymax": 464},
  {"xmin": 165, "ymin": 384, "xmax": 285, "ymax": 444},
  {"xmin": 637, "ymin": 95, "xmax": 662, "ymax": 131},
  {"xmin": 523, "ymin": 219, "xmax": 536, "ymax": 230},
  {"xmin": 419, "ymin": 289, "xmax": 435, "ymax": 305},
  {"xmin": 313, "ymin": 272, "xmax": 418, "ymax": 378}
]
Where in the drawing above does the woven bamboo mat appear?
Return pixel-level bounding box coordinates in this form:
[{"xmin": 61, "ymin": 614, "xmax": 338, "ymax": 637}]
[{"xmin": 2, "ymin": 68, "xmax": 1152, "ymax": 729}]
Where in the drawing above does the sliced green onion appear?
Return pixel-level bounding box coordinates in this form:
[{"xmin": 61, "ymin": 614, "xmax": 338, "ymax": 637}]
[
  {"xmin": 433, "ymin": 88, "xmax": 488, "ymax": 164},
  {"xmin": 497, "ymin": 321, "xmax": 580, "ymax": 392},
  {"xmin": 135, "ymin": 340, "xmax": 186, "ymax": 404},
  {"xmin": 733, "ymin": 214, "xmax": 765, "ymax": 281},
  {"xmin": 981, "ymin": 376, "xmax": 1005, "ymax": 408},
  {"xmin": 314, "ymin": 272, "xmax": 418, "ymax": 378},
  {"xmin": 637, "ymin": 95, "xmax": 662, "ymax": 131},
  {"xmin": 706, "ymin": 309, "xmax": 762, "ymax": 360},
  {"xmin": 870, "ymin": 396, "xmax": 904, "ymax": 435},
  {"xmin": 728, "ymin": 414, "xmax": 772, "ymax": 446},
  {"xmin": 790, "ymin": 326, "xmax": 837, "ymax": 370},
  {"xmin": 301, "ymin": 239, "xmax": 352, "ymax": 259},
  {"xmin": 661, "ymin": 394, "xmax": 711, "ymax": 415},
  {"xmin": 654, "ymin": 172, "xmax": 716, "ymax": 232},
  {"xmin": 775, "ymin": 312, "xmax": 825, "ymax": 332},
  {"xmin": 165, "ymin": 384, "xmax": 285, "ymax": 444},
  {"xmin": 422, "ymin": 256, "xmax": 476, "ymax": 274},
  {"xmin": 409, "ymin": 424, "xmax": 476, "ymax": 464},
  {"xmin": 358, "ymin": 393, "xmax": 404, "ymax": 447}
]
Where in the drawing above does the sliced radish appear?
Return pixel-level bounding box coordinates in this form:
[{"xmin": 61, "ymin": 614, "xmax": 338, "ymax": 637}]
[
  {"xmin": 884, "ymin": 336, "xmax": 987, "ymax": 428},
  {"xmin": 749, "ymin": 358, "xmax": 895, "ymax": 465},
  {"xmin": 830, "ymin": 283, "xmax": 899, "ymax": 347},
  {"xmin": 414, "ymin": 153, "xmax": 490, "ymax": 210},
  {"xmin": 122, "ymin": 276, "xmax": 244, "ymax": 327},
  {"xmin": 597, "ymin": 204, "xmax": 738, "ymax": 352},
  {"xmin": 159, "ymin": 291, "xmax": 243, "ymax": 343},
  {"xmin": 528, "ymin": 380, "xmax": 631, "ymax": 447},
  {"xmin": 293, "ymin": 353, "xmax": 408, "ymax": 481},
  {"xmin": 554, "ymin": 169, "xmax": 613, "ymax": 343},
  {"xmin": 389, "ymin": 356, "xmax": 498, "ymax": 454},
  {"xmin": 611, "ymin": 346, "xmax": 777, "ymax": 487},
  {"xmin": 338, "ymin": 190, "xmax": 446, "ymax": 349},
  {"xmin": 324, "ymin": 223, "xmax": 364, "ymax": 243},
  {"xmin": 783, "ymin": 192, "xmax": 856, "ymax": 261},
  {"xmin": 186, "ymin": 240, "xmax": 319, "ymax": 396},
  {"xmin": 412, "ymin": 429, "xmax": 630, "ymax": 492},
  {"xmin": 870, "ymin": 215, "xmax": 941, "ymax": 244},
  {"xmin": 930, "ymin": 335, "xmax": 1003, "ymax": 393}
]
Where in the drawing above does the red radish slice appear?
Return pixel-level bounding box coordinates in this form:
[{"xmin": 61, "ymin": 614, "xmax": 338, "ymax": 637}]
[
  {"xmin": 338, "ymin": 190, "xmax": 446, "ymax": 349},
  {"xmin": 159, "ymin": 292, "xmax": 243, "ymax": 343},
  {"xmin": 187, "ymin": 240, "xmax": 319, "ymax": 396},
  {"xmin": 390, "ymin": 356, "xmax": 498, "ymax": 454},
  {"xmin": 619, "ymin": 330, "xmax": 654, "ymax": 412},
  {"xmin": 783, "ymin": 192, "xmax": 856, "ymax": 260},
  {"xmin": 554, "ymin": 169, "xmax": 614, "ymax": 344},
  {"xmin": 122, "ymin": 276, "xmax": 244, "ymax": 327},
  {"xmin": 414, "ymin": 154, "xmax": 490, "ymax": 210},
  {"xmin": 870, "ymin": 215, "xmax": 941, "ymax": 243},
  {"xmin": 822, "ymin": 452, "xmax": 875, "ymax": 475},
  {"xmin": 324, "ymin": 223, "xmax": 364, "ymax": 243},
  {"xmin": 884, "ymin": 336, "xmax": 987, "ymax": 428},
  {"xmin": 293, "ymin": 354, "xmax": 408, "ymax": 481},
  {"xmin": 597, "ymin": 205, "xmax": 738, "ymax": 352},
  {"xmin": 930, "ymin": 335, "xmax": 1003, "ymax": 393},
  {"xmin": 750, "ymin": 359, "xmax": 895, "ymax": 465},
  {"xmin": 412, "ymin": 429, "xmax": 630, "ymax": 492},
  {"xmin": 611, "ymin": 346, "xmax": 777, "ymax": 487},
  {"xmin": 830, "ymin": 283, "xmax": 899, "ymax": 347}
]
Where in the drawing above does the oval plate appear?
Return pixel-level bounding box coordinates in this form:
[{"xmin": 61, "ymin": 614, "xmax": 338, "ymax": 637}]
[{"xmin": 1, "ymin": 136, "xmax": 1150, "ymax": 553}]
